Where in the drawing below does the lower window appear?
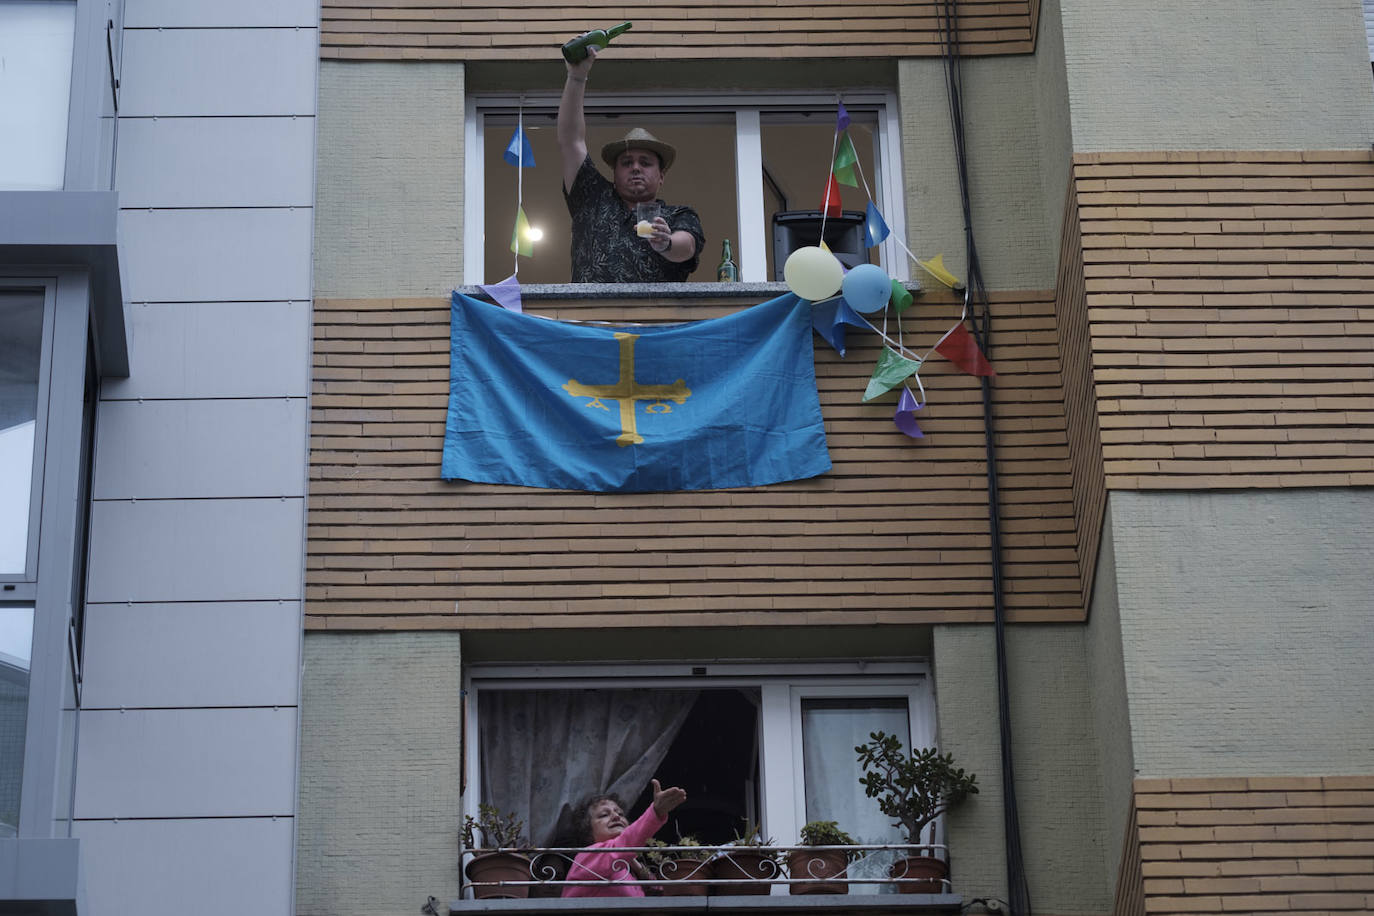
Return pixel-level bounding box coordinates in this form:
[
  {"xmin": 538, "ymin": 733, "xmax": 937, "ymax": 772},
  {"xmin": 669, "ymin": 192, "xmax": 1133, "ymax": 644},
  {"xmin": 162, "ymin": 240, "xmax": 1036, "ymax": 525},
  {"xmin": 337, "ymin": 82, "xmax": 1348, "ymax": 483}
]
[{"xmin": 464, "ymin": 661, "xmax": 935, "ymax": 894}]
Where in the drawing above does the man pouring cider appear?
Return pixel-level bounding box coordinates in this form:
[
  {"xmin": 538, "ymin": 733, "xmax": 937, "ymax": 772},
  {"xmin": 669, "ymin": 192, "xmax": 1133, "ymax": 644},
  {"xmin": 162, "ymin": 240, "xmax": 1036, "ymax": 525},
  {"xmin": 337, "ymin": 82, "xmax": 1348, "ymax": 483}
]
[{"xmin": 558, "ymin": 24, "xmax": 705, "ymax": 283}]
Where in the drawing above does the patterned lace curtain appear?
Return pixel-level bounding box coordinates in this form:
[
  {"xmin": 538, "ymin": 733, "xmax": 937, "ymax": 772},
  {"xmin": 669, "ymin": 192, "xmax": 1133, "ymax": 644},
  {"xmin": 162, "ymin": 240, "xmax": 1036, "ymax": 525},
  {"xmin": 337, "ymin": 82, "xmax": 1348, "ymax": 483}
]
[{"xmin": 479, "ymin": 688, "xmax": 699, "ymax": 846}]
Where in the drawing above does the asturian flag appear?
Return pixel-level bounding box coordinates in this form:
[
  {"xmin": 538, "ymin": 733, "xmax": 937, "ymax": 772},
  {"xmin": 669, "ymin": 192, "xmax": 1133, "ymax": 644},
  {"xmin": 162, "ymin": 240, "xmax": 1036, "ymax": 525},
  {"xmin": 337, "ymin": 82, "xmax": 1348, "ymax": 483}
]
[{"xmin": 442, "ymin": 293, "xmax": 831, "ymax": 492}]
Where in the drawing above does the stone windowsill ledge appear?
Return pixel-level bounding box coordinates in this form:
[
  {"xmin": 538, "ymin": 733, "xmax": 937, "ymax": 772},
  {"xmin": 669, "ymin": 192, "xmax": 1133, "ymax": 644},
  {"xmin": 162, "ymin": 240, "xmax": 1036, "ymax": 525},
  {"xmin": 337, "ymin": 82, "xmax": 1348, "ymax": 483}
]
[
  {"xmin": 453, "ymin": 281, "xmax": 922, "ymax": 303},
  {"xmin": 449, "ymin": 894, "xmax": 961, "ymax": 914}
]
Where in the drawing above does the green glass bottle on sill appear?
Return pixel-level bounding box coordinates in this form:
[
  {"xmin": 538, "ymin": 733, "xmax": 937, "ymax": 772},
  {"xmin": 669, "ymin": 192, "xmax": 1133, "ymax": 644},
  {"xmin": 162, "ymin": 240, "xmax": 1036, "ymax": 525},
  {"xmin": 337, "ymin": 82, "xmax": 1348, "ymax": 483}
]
[
  {"xmin": 717, "ymin": 239, "xmax": 739, "ymax": 282},
  {"xmin": 561, "ymin": 22, "xmax": 633, "ymax": 64}
]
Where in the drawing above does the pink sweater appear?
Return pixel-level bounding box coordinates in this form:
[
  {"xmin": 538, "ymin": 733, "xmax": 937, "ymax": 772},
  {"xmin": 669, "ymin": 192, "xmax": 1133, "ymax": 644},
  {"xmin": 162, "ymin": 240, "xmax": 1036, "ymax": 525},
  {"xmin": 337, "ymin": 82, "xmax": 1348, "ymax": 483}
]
[{"xmin": 561, "ymin": 806, "xmax": 667, "ymax": 898}]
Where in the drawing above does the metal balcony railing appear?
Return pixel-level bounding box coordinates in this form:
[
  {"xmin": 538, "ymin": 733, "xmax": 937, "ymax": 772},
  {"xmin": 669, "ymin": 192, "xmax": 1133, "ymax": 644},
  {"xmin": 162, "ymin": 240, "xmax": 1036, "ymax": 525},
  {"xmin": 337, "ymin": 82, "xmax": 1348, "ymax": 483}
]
[{"xmin": 461, "ymin": 843, "xmax": 953, "ymax": 899}]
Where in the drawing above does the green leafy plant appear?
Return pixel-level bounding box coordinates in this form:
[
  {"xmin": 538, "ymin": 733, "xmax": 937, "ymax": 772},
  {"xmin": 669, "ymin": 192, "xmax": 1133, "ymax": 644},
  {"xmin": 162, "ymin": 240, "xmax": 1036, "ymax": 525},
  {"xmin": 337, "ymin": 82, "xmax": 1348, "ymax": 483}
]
[
  {"xmin": 854, "ymin": 731, "xmax": 978, "ymax": 846},
  {"xmin": 462, "ymin": 803, "xmax": 529, "ymax": 850},
  {"xmin": 797, "ymin": 819, "xmax": 860, "ymax": 860}
]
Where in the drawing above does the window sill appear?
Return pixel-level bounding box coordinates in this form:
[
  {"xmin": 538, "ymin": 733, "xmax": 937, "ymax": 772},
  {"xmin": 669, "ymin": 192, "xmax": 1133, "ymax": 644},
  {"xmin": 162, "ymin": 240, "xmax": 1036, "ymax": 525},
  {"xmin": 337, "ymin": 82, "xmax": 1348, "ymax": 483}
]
[{"xmin": 449, "ymin": 895, "xmax": 962, "ymax": 914}]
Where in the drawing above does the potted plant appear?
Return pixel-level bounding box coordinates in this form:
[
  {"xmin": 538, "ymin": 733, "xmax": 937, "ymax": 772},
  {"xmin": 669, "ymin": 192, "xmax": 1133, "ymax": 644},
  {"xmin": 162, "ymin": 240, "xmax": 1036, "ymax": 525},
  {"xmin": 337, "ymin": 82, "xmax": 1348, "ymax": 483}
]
[
  {"xmin": 647, "ymin": 834, "xmax": 715, "ymax": 896},
  {"xmin": 855, "ymin": 731, "xmax": 978, "ymax": 894},
  {"xmin": 713, "ymin": 821, "xmax": 780, "ymax": 895},
  {"xmin": 788, "ymin": 820, "xmax": 857, "ymax": 895},
  {"xmin": 462, "ymin": 803, "xmax": 532, "ymax": 899}
]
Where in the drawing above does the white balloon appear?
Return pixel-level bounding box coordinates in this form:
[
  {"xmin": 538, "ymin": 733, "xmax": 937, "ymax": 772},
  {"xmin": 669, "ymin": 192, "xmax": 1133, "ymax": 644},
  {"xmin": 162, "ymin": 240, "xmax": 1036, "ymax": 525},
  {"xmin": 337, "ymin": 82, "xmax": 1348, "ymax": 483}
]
[{"xmin": 783, "ymin": 246, "xmax": 844, "ymax": 301}]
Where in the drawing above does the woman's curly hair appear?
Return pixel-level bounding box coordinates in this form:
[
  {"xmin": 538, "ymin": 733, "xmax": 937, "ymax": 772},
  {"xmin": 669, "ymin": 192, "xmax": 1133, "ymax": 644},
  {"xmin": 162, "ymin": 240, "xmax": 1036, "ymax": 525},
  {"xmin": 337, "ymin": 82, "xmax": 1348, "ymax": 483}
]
[{"xmin": 569, "ymin": 792, "xmax": 628, "ymax": 845}]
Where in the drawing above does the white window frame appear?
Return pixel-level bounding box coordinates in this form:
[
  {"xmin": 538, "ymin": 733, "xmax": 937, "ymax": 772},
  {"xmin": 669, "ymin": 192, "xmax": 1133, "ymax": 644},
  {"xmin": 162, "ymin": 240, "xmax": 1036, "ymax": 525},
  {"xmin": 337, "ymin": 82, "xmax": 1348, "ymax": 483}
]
[
  {"xmin": 463, "ymin": 660, "xmax": 935, "ymax": 867},
  {"xmin": 463, "ymin": 91, "xmax": 909, "ymax": 285}
]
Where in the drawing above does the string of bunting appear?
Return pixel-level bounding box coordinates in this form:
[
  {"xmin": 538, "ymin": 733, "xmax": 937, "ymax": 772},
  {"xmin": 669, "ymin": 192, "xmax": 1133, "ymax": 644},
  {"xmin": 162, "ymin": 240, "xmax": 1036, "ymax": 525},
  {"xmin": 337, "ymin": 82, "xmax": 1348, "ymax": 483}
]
[{"xmin": 474, "ymin": 99, "xmax": 995, "ymax": 441}]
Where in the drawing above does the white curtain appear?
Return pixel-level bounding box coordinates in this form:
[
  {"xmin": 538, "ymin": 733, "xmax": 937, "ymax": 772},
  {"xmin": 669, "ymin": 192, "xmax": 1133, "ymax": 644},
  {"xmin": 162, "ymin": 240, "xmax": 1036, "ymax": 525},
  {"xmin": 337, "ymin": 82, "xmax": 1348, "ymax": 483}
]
[
  {"xmin": 801, "ymin": 698, "xmax": 910, "ymax": 894},
  {"xmin": 480, "ymin": 688, "xmax": 699, "ymax": 845}
]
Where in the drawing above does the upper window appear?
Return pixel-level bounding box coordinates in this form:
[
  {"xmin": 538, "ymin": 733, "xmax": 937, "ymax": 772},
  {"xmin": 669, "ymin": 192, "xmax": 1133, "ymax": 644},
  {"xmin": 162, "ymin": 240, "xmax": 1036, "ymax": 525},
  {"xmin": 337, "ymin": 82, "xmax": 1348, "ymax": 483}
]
[
  {"xmin": 0, "ymin": 1, "xmax": 77, "ymax": 190},
  {"xmin": 0, "ymin": 289, "xmax": 49, "ymax": 578},
  {"xmin": 465, "ymin": 92, "xmax": 907, "ymax": 285},
  {"xmin": 464, "ymin": 661, "xmax": 935, "ymax": 896}
]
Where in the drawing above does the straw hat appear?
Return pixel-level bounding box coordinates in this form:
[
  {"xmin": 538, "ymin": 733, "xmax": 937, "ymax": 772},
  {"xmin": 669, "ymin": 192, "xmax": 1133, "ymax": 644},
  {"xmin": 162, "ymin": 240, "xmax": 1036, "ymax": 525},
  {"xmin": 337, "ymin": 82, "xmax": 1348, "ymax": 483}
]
[{"xmin": 600, "ymin": 128, "xmax": 677, "ymax": 171}]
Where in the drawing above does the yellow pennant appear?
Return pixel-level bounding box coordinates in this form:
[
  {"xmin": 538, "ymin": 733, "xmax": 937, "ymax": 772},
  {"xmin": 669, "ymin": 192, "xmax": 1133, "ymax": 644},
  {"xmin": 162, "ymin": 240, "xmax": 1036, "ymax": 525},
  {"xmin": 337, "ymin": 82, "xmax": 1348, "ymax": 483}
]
[{"xmin": 916, "ymin": 253, "xmax": 962, "ymax": 289}]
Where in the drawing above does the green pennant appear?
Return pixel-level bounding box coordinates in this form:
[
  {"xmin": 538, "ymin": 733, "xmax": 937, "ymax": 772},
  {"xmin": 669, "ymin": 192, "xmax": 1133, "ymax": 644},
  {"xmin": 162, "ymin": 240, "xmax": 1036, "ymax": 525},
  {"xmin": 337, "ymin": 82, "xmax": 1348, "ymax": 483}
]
[
  {"xmin": 863, "ymin": 347, "xmax": 922, "ymax": 402},
  {"xmin": 510, "ymin": 206, "xmax": 534, "ymax": 257},
  {"xmin": 890, "ymin": 279, "xmax": 913, "ymax": 314},
  {"xmin": 833, "ymin": 133, "xmax": 860, "ymax": 187}
]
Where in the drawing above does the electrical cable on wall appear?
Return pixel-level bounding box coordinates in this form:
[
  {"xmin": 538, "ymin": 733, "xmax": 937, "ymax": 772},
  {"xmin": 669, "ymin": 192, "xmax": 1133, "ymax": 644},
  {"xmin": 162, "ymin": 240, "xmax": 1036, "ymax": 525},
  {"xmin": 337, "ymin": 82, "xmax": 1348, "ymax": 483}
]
[{"xmin": 937, "ymin": 1, "xmax": 1033, "ymax": 914}]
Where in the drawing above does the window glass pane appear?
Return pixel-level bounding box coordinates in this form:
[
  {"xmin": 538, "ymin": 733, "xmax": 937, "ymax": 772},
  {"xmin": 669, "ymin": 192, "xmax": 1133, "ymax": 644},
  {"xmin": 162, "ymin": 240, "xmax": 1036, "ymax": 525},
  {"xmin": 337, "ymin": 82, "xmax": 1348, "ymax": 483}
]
[
  {"xmin": 761, "ymin": 111, "xmax": 879, "ymax": 281},
  {"xmin": 482, "ymin": 112, "xmax": 737, "ymax": 284},
  {"xmin": 801, "ymin": 696, "xmax": 909, "ymax": 895},
  {"xmin": 0, "ymin": 291, "xmax": 45, "ymax": 575},
  {"xmin": 0, "ymin": 1, "xmax": 76, "ymax": 190},
  {"xmin": 0, "ymin": 605, "xmax": 33, "ymax": 836},
  {"xmin": 801, "ymin": 697, "xmax": 908, "ymax": 841}
]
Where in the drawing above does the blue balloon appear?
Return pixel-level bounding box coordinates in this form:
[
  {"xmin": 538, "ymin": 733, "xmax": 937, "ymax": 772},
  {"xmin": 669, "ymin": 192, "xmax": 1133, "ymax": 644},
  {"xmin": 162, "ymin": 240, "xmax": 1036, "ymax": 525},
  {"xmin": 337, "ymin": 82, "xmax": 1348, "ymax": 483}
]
[{"xmin": 841, "ymin": 263, "xmax": 893, "ymax": 313}]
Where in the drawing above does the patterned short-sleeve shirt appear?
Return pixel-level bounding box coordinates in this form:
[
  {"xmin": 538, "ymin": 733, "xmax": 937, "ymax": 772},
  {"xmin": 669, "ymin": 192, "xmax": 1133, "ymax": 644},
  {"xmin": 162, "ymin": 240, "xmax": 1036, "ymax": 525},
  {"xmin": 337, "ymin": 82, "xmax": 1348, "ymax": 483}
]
[{"xmin": 563, "ymin": 154, "xmax": 705, "ymax": 283}]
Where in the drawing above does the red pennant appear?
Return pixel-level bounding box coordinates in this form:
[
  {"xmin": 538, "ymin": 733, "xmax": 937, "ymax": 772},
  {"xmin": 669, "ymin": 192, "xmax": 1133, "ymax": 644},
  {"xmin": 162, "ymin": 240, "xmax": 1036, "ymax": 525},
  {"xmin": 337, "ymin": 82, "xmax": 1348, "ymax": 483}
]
[
  {"xmin": 820, "ymin": 172, "xmax": 842, "ymax": 218},
  {"xmin": 935, "ymin": 322, "xmax": 996, "ymax": 376}
]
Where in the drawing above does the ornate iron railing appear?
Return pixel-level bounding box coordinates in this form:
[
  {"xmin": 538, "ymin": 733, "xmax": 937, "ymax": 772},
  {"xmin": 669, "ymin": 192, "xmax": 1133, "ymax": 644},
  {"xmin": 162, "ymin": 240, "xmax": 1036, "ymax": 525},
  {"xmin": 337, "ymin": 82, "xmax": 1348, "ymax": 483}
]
[{"xmin": 461, "ymin": 843, "xmax": 952, "ymax": 898}]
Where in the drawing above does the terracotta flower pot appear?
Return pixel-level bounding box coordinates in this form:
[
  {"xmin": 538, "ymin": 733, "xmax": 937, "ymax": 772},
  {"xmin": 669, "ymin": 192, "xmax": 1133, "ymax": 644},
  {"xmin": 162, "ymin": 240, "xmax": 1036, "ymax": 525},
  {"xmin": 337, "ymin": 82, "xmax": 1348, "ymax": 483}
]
[
  {"xmin": 464, "ymin": 850, "xmax": 533, "ymax": 899},
  {"xmin": 889, "ymin": 853, "xmax": 948, "ymax": 894},
  {"xmin": 787, "ymin": 848, "xmax": 849, "ymax": 895},
  {"xmin": 656, "ymin": 857, "xmax": 715, "ymax": 896},
  {"xmin": 713, "ymin": 849, "xmax": 779, "ymax": 895}
]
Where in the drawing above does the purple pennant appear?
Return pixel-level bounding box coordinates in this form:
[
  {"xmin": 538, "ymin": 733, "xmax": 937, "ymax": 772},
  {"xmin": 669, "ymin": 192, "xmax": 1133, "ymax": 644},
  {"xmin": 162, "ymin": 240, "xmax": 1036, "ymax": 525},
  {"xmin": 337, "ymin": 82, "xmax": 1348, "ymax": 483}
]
[
  {"xmin": 811, "ymin": 297, "xmax": 868, "ymax": 357},
  {"xmin": 503, "ymin": 126, "xmax": 535, "ymax": 167},
  {"xmin": 894, "ymin": 385, "xmax": 924, "ymax": 438},
  {"xmin": 863, "ymin": 200, "xmax": 890, "ymax": 248},
  {"xmin": 836, "ymin": 101, "xmax": 851, "ymax": 132},
  {"xmin": 479, "ymin": 274, "xmax": 523, "ymax": 313}
]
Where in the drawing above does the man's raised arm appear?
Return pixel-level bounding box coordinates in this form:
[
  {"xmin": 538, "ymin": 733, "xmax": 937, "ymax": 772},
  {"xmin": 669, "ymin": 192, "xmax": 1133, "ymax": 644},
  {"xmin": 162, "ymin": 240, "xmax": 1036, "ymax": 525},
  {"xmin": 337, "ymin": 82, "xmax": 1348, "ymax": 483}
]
[{"xmin": 557, "ymin": 45, "xmax": 596, "ymax": 194}]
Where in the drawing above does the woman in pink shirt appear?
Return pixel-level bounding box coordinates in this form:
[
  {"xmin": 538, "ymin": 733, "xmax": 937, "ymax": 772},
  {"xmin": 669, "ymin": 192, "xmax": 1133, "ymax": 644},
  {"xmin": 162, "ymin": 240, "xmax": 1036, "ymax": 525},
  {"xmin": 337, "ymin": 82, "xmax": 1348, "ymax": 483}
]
[{"xmin": 561, "ymin": 779, "xmax": 687, "ymax": 897}]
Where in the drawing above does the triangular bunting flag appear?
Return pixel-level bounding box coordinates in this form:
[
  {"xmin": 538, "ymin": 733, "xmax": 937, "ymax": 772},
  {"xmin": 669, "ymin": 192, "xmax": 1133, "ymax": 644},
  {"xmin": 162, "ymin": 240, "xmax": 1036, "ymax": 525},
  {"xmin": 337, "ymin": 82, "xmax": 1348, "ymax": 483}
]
[
  {"xmin": 812, "ymin": 297, "xmax": 869, "ymax": 357},
  {"xmin": 510, "ymin": 206, "xmax": 534, "ymax": 257},
  {"xmin": 821, "ymin": 173, "xmax": 842, "ymax": 218},
  {"xmin": 833, "ymin": 133, "xmax": 859, "ymax": 187},
  {"xmin": 836, "ymin": 101, "xmax": 852, "ymax": 132},
  {"xmin": 503, "ymin": 126, "xmax": 535, "ymax": 167},
  {"xmin": 916, "ymin": 253, "xmax": 962, "ymax": 289},
  {"xmin": 479, "ymin": 273, "xmax": 523, "ymax": 313},
  {"xmin": 894, "ymin": 385, "xmax": 924, "ymax": 438},
  {"xmin": 863, "ymin": 200, "xmax": 890, "ymax": 247},
  {"xmin": 890, "ymin": 279, "xmax": 913, "ymax": 314},
  {"xmin": 935, "ymin": 322, "xmax": 996, "ymax": 377},
  {"xmin": 863, "ymin": 347, "xmax": 922, "ymax": 401}
]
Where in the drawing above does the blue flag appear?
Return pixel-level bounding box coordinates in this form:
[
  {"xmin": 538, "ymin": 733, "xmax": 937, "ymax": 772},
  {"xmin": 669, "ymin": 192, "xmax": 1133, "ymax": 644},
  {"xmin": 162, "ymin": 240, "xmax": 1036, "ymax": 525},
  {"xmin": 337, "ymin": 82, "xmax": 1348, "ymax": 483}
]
[{"xmin": 443, "ymin": 293, "xmax": 831, "ymax": 492}]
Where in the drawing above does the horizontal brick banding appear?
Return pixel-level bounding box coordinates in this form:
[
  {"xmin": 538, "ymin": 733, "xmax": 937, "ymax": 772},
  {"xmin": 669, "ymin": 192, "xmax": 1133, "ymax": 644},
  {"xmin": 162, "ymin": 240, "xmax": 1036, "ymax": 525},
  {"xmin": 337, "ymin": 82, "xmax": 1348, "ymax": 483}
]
[
  {"xmin": 1130, "ymin": 776, "xmax": 1374, "ymax": 915},
  {"xmin": 319, "ymin": 0, "xmax": 1036, "ymax": 61},
  {"xmin": 1072, "ymin": 150, "xmax": 1374, "ymax": 490},
  {"xmin": 307, "ymin": 291, "xmax": 1078, "ymax": 629}
]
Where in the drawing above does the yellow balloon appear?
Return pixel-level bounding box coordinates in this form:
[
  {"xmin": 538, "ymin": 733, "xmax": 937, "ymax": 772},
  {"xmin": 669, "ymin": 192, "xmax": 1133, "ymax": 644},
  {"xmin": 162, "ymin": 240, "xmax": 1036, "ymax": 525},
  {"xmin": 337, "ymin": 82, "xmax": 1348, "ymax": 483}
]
[{"xmin": 783, "ymin": 246, "xmax": 844, "ymax": 301}]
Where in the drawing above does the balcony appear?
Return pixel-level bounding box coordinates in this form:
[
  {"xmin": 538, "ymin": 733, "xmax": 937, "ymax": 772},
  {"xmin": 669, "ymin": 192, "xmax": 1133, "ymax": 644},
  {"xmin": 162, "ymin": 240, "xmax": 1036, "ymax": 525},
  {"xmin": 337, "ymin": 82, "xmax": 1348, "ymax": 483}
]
[{"xmin": 454, "ymin": 844, "xmax": 962, "ymax": 914}]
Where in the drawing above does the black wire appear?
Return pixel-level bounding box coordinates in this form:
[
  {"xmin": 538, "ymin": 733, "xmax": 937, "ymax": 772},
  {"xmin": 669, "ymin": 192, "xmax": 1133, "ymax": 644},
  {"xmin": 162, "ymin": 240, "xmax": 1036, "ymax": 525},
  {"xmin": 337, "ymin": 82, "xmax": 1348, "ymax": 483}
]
[{"xmin": 936, "ymin": 3, "xmax": 1032, "ymax": 915}]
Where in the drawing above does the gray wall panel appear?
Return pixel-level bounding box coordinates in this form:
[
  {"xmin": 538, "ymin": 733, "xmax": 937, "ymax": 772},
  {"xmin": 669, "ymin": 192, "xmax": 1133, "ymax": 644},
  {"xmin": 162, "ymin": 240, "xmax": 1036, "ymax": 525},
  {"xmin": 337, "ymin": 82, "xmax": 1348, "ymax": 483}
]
[
  {"xmin": 74, "ymin": 708, "xmax": 297, "ymax": 818},
  {"xmin": 119, "ymin": 208, "xmax": 313, "ymax": 302},
  {"xmin": 87, "ymin": 498, "xmax": 305, "ymax": 602},
  {"xmin": 81, "ymin": 602, "xmax": 300, "ymax": 709},
  {"xmin": 119, "ymin": 28, "xmax": 317, "ymax": 117},
  {"xmin": 102, "ymin": 302, "xmax": 311, "ymax": 400},
  {"xmin": 116, "ymin": 117, "xmax": 315, "ymax": 208},
  {"xmin": 93, "ymin": 398, "xmax": 307, "ymax": 499},
  {"xmin": 126, "ymin": 0, "xmax": 318, "ymax": 28},
  {"xmin": 74, "ymin": 818, "xmax": 294, "ymax": 915}
]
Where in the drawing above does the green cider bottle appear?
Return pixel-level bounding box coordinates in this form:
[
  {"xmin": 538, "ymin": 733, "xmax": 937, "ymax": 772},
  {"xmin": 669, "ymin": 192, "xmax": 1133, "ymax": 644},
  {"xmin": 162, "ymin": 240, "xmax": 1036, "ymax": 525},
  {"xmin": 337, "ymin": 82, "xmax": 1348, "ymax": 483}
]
[
  {"xmin": 561, "ymin": 22, "xmax": 633, "ymax": 64},
  {"xmin": 717, "ymin": 239, "xmax": 739, "ymax": 282}
]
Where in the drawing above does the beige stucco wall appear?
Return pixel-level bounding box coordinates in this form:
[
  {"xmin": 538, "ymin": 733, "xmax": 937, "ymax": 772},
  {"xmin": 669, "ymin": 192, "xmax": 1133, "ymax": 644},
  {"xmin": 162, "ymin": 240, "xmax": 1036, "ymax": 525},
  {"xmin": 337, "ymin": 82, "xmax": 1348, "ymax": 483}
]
[
  {"xmin": 1082, "ymin": 515, "xmax": 1135, "ymax": 896},
  {"xmin": 1057, "ymin": 0, "xmax": 1374, "ymax": 151},
  {"xmin": 1109, "ymin": 489, "xmax": 1374, "ymax": 777},
  {"xmin": 934, "ymin": 624, "xmax": 1112, "ymax": 914},
  {"xmin": 296, "ymin": 632, "xmax": 464, "ymax": 916},
  {"xmin": 314, "ymin": 61, "xmax": 465, "ymax": 297},
  {"xmin": 897, "ymin": 48, "xmax": 1068, "ymax": 292}
]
